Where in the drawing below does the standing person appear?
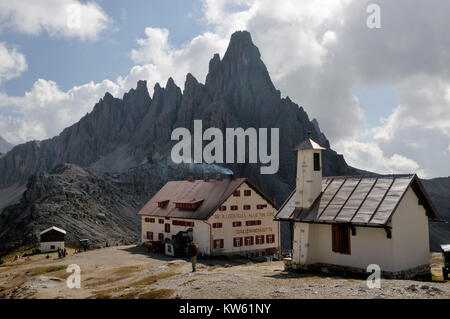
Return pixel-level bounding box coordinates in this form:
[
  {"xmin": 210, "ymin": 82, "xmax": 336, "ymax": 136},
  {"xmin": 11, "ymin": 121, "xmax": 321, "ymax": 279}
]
[{"xmin": 187, "ymin": 240, "xmax": 199, "ymax": 272}]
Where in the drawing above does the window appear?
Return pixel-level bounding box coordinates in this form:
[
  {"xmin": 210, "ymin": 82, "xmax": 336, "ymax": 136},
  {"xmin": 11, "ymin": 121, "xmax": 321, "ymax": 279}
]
[
  {"xmin": 233, "ymin": 237, "xmax": 243, "ymax": 247},
  {"xmin": 186, "ymin": 221, "xmax": 195, "ymax": 227},
  {"xmin": 158, "ymin": 219, "xmax": 164, "ymax": 224},
  {"xmin": 245, "ymin": 236, "xmax": 254, "ymax": 246},
  {"xmin": 266, "ymin": 234, "xmax": 275, "ymax": 244},
  {"xmin": 233, "ymin": 190, "xmax": 240, "ymax": 197},
  {"xmin": 164, "ymin": 224, "xmax": 170, "ymax": 233},
  {"xmin": 158, "ymin": 200, "xmax": 169, "ymax": 208},
  {"xmin": 230, "ymin": 205, "xmax": 238, "ymax": 211},
  {"xmin": 158, "ymin": 233, "xmax": 164, "ymax": 241},
  {"xmin": 314, "ymin": 153, "xmax": 321, "ymax": 171},
  {"xmin": 145, "ymin": 218, "xmax": 150, "ymax": 222},
  {"xmin": 213, "ymin": 239, "xmax": 224, "ymax": 249},
  {"xmin": 213, "ymin": 223, "xmax": 223, "ymax": 228},
  {"xmin": 256, "ymin": 235, "xmax": 264, "ymax": 245},
  {"xmin": 332, "ymin": 224, "xmax": 351, "ymax": 254},
  {"xmin": 243, "ymin": 205, "xmax": 251, "ymax": 210},
  {"xmin": 147, "ymin": 232, "xmax": 153, "ymax": 240},
  {"xmin": 257, "ymin": 204, "xmax": 267, "ymax": 210},
  {"xmin": 50, "ymin": 245, "xmax": 55, "ymax": 250},
  {"xmin": 246, "ymin": 220, "xmax": 261, "ymax": 226},
  {"xmin": 150, "ymin": 218, "xmax": 155, "ymax": 223},
  {"xmin": 244, "ymin": 190, "xmax": 251, "ymax": 196},
  {"xmin": 219, "ymin": 205, "xmax": 227, "ymax": 211},
  {"xmin": 232, "ymin": 221, "xmax": 242, "ymax": 227}
]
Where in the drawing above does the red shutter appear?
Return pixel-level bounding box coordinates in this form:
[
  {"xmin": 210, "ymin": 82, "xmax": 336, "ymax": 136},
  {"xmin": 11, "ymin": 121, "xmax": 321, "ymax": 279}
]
[{"xmin": 220, "ymin": 239, "xmax": 224, "ymax": 248}]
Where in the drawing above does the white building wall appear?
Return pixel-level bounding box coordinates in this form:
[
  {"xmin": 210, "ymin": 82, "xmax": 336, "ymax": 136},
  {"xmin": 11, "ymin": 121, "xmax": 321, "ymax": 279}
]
[
  {"xmin": 208, "ymin": 182, "xmax": 279, "ymax": 256},
  {"xmin": 294, "ymin": 187, "xmax": 430, "ymax": 272},
  {"xmin": 141, "ymin": 182, "xmax": 280, "ymax": 257},
  {"xmin": 391, "ymin": 187, "xmax": 430, "ymax": 271},
  {"xmin": 305, "ymin": 223, "xmax": 395, "ymax": 271},
  {"xmin": 41, "ymin": 241, "xmax": 64, "ymax": 253},
  {"xmin": 295, "ymin": 149, "xmax": 322, "ymax": 209}
]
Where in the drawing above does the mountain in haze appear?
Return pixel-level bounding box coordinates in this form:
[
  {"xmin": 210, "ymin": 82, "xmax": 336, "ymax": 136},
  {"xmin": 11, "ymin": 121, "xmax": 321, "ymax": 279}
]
[
  {"xmin": 0, "ymin": 31, "xmax": 447, "ymax": 255},
  {"xmin": 0, "ymin": 136, "xmax": 14, "ymax": 154}
]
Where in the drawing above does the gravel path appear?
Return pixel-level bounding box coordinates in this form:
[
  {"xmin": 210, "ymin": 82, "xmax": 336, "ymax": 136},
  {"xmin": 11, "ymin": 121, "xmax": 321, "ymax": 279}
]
[{"xmin": 0, "ymin": 245, "xmax": 448, "ymax": 299}]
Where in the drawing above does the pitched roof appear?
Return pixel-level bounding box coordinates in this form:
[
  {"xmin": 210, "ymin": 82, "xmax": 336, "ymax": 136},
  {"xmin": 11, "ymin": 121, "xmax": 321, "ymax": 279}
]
[
  {"xmin": 40, "ymin": 226, "xmax": 67, "ymax": 235},
  {"xmin": 293, "ymin": 138, "xmax": 326, "ymax": 151},
  {"xmin": 137, "ymin": 177, "xmax": 278, "ymax": 220},
  {"xmin": 275, "ymin": 174, "xmax": 439, "ymax": 226}
]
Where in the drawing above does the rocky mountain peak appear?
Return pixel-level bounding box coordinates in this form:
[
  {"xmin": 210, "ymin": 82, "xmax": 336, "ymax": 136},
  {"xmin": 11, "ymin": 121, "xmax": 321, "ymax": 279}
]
[
  {"xmin": 223, "ymin": 30, "xmax": 261, "ymax": 65},
  {"xmin": 0, "ymin": 136, "xmax": 14, "ymax": 154}
]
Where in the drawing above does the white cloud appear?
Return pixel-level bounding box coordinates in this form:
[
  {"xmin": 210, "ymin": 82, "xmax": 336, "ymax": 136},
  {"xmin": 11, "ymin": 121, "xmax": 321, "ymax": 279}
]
[
  {"xmin": 129, "ymin": 27, "xmax": 227, "ymax": 89},
  {"xmin": 0, "ymin": 78, "xmax": 120, "ymax": 143},
  {"xmin": 0, "ymin": 0, "xmax": 111, "ymax": 41},
  {"xmin": 0, "ymin": 42, "xmax": 27, "ymax": 84},
  {"xmin": 335, "ymin": 140, "xmax": 424, "ymax": 176}
]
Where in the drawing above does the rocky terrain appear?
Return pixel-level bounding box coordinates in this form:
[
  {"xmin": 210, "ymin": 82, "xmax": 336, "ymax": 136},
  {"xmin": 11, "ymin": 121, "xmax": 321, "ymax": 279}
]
[
  {"xmin": 0, "ymin": 30, "xmax": 448, "ymax": 255},
  {"xmin": 0, "ymin": 245, "xmax": 448, "ymax": 299},
  {"xmin": 0, "ymin": 164, "xmax": 143, "ymax": 253}
]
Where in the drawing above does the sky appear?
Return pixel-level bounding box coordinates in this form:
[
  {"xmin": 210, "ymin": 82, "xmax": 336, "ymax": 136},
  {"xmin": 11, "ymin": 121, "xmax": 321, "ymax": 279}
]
[{"xmin": 0, "ymin": 0, "xmax": 449, "ymax": 179}]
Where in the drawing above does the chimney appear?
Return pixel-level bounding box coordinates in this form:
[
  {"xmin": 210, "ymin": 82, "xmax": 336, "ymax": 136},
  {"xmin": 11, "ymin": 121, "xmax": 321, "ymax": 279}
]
[
  {"xmin": 293, "ymin": 136, "xmax": 326, "ymax": 209},
  {"xmin": 204, "ymin": 172, "xmax": 209, "ymax": 182},
  {"xmin": 187, "ymin": 176, "xmax": 194, "ymax": 182},
  {"xmin": 216, "ymin": 173, "xmax": 222, "ymax": 181}
]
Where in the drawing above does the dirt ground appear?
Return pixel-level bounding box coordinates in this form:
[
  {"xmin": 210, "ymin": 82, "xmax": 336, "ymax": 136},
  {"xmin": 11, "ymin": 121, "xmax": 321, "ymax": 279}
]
[{"xmin": 0, "ymin": 245, "xmax": 448, "ymax": 299}]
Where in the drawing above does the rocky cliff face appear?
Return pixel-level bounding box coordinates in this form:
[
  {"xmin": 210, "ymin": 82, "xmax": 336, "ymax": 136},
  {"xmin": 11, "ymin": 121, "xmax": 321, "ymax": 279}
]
[{"xmin": 0, "ymin": 136, "xmax": 14, "ymax": 154}]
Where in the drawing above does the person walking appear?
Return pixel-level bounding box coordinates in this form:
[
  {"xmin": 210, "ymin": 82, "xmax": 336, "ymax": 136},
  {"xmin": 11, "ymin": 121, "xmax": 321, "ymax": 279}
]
[{"xmin": 187, "ymin": 240, "xmax": 199, "ymax": 272}]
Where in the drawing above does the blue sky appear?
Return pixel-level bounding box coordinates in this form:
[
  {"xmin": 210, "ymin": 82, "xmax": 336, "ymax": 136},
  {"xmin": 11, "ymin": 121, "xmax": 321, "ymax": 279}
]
[
  {"xmin": 0, "ymin": 0, "xmax": 448, "ymax": 178},
  {"xmin": 2, "ymin": 0, "xmax": 204, "ymax": 95}
]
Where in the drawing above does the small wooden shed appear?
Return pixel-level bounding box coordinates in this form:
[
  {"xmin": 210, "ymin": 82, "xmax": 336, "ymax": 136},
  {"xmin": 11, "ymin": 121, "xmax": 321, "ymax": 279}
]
[{"xmin": 40, "ymin": 226, "xmax": 66, "ymax": 253}]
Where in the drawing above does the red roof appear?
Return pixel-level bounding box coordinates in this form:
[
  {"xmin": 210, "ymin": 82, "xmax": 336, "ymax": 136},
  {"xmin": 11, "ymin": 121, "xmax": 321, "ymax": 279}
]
[{"xmin": 137, "ymin": 177, "xmax": 278, "ymax": 220}]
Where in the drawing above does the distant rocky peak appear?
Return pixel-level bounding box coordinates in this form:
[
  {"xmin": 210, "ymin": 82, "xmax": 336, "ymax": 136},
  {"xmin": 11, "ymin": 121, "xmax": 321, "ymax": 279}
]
[
  {"xmin": 222, "ymin": 30, "xmax": 262, "ymax": 65},
  {"xmin": 205, "ymin": 30, "xmax": 276, "ymax": 96},
  {"xmin": 0, "ymin": 135, "xmax": 14, "ymax": 153}
]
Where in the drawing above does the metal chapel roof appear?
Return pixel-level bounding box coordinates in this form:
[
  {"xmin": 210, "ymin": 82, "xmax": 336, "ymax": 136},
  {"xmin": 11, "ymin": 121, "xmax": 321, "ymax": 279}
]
[{"xmin": 275, "ymin": 174, "xmax": 439, "ymax": 226}]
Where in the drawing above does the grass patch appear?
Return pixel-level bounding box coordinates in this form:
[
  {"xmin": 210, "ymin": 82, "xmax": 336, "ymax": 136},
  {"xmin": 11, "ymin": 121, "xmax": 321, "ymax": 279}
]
[
  {"xmin": 130, "ymin": 272, "xmax": 178, "ymax": 287},
  {"xmin": 138, "ymin": 288, "xmax": 175, "ymax": 299},
  {"xmin": 91, "ymin": 287, "xmax": 126, "ymax": 299},
  {"xmin": 85, "ymin": 275, "xmax": 130, "ymax": 288},
  {"xmin": 113, "ymin": 266, "xmax": 141, "ymax": 275},
  {"xmin": 24, "ymin": 265, "xmax": 66, "ymax": 277}
]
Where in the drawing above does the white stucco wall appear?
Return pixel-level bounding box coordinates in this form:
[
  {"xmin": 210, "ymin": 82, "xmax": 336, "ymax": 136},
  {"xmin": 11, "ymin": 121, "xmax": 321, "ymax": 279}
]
[
  {"xmin": 208, "ymin": 182, "xmax": 279, "ymax": 256},
  {"xmin": 305, "ymin": 223, "xmax": 395, "ymax": 271},
  {"xmin": 391, "ymin": 187, "xmax": 430, "ymax": 270},
  {"xmin": 293, "ymin": 186, "xmax": 430, "ymax": 272},
  {"xmin": 41, "ymin": 241, "xmax": 64, "ymax": 253}
]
